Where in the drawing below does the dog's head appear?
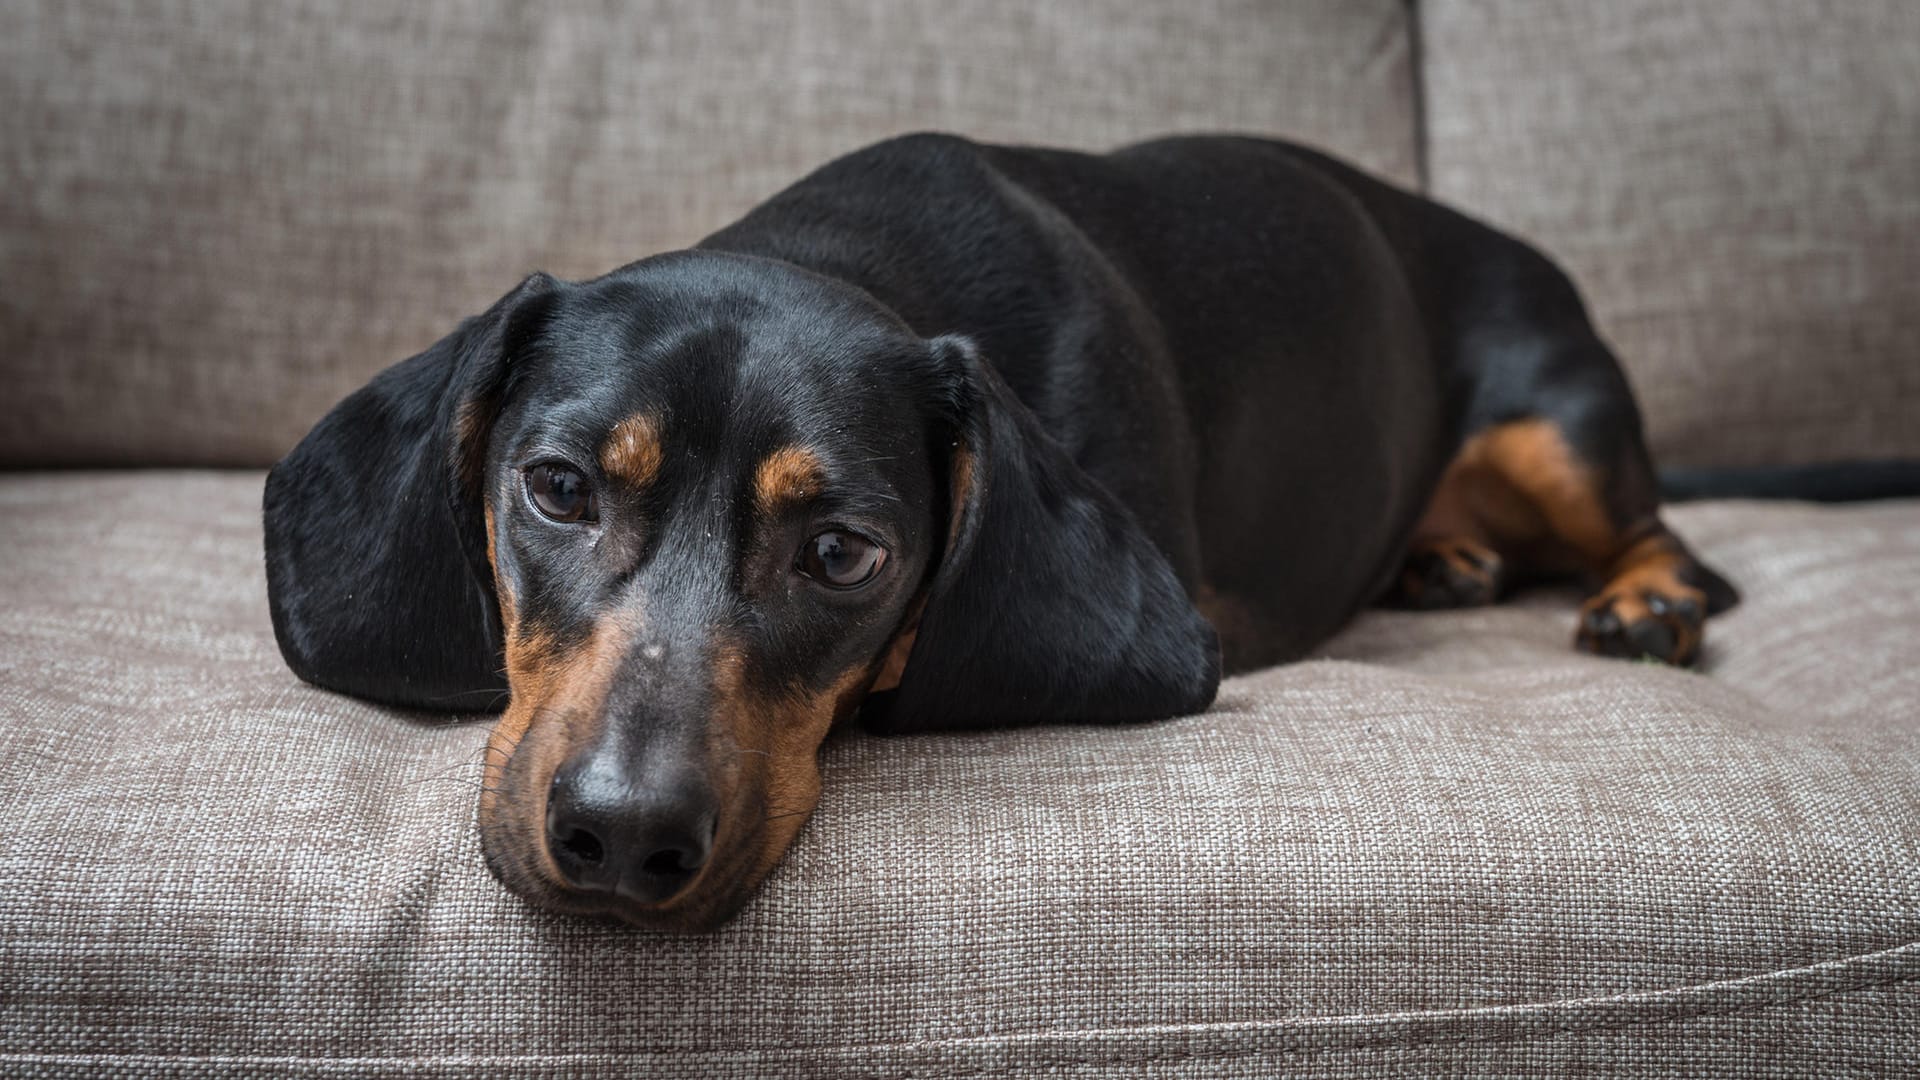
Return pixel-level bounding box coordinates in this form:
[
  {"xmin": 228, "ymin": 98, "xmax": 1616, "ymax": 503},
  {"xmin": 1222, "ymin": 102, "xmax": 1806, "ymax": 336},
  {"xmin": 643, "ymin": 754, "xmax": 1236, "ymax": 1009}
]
[{"xmin": 264, "ymin": 252, "xmax": 1217, "ymax": 930}]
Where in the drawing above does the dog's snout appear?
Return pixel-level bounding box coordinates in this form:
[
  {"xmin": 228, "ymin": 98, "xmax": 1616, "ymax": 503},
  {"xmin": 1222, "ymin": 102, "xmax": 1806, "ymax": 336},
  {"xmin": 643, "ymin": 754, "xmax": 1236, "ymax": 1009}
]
[{"xmin": 545, "ymin": 755, "xmax": 716, "ymax": 905}]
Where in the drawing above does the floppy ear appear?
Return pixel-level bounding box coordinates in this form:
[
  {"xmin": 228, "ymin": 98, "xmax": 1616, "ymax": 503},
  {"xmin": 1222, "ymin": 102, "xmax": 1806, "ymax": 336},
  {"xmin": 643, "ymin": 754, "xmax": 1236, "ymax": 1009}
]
[
  {"xmin": 863, "ymin": 336, "xmax": 1220, "ymax": 733},
  {"xmin": 262, "ymin": 274, "xmax": 554, "ymax": 711}
]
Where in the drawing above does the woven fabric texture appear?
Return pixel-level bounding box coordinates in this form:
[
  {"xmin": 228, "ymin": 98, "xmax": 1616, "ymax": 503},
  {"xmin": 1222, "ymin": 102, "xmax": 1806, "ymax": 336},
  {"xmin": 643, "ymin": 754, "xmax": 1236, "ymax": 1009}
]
[
  {"xmin": 0, "ymin": 0, "xmax": 1416, "ymax": 467},
  {"xmin": 2, "ymin": 472, "xmax": 1916, "ymax": 1076},
  {"xmin": 1423, "ymin": 0, "xmax": 1920, "ymax": 469}
]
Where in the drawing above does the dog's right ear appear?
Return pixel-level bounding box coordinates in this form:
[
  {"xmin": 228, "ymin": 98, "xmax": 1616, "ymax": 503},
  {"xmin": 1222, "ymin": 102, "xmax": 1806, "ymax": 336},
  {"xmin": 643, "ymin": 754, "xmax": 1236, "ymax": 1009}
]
[
  {"xmin": 862, "ymin": 335, "xmax": 1220, "ymax": 733},
  {"xmin": 263, "ymin": 274, "xmax": 557, "ymax": 711}
]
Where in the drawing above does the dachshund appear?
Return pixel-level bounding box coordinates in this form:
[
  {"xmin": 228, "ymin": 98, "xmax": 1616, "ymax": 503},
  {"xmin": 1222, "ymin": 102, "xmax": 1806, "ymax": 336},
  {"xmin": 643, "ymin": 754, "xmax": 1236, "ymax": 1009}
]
[{"xmin": 264, "ymin": 133, "xmax": 1738, "ymax": 931}]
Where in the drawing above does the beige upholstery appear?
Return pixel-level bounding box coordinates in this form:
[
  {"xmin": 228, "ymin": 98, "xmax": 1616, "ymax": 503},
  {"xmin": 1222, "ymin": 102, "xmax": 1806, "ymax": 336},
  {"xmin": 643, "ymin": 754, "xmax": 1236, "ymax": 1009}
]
[
  {"xmin": 1, "ymin": 474, "xmax": 1916, "ymax": 1075},
  {"xmin": 0, "ymin": 0, "xmax": 1416, "ymax": 467},
  {"xmin": 3, "ymin": 1, "xmax": 1917, "ymax": 1075},
  {"xmin": 12, "ymin": 1, "xmax": 1913, "ymax": 469},
  {"xmin": 17, "ymin": 2, "xmax": 1911, "ymax": 471},
  {"xmin": 1424, "ymin": 0, "xmax": 1920, "ymax": 468}
]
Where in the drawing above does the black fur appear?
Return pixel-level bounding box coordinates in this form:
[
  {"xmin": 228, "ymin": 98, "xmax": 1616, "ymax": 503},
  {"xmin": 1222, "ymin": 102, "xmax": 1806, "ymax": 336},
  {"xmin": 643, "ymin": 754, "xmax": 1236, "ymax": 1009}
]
[
  {"xmin": 861, "ymin": 336, "xmax": 1218, "ymax": 731},
  {"xmin": 265, "ymin": 132, "xmax": 1703, "ymax": 731},
  {"xmin": 263, "ymin": 275, "xmax": 553, "ymax": 710},
  {"xmin": 1661, "ymin": 460, "xmax": 1920, "ymax": 503}
]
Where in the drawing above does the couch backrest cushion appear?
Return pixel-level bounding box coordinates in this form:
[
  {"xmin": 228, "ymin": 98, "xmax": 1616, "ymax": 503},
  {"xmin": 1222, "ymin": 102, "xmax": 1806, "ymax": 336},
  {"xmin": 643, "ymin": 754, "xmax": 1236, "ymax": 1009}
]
[
  {"xmin": 0, "ymin": 0, "xmax": 1418, "ymax": 466},
  {"xmin": 1424, "ymin": 0, "xmax": 1920, "ymax": 469}
]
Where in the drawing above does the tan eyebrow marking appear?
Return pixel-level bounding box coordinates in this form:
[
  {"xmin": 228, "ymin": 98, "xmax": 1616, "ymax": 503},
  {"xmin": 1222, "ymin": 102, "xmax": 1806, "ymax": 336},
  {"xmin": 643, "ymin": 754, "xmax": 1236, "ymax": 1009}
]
[
  {"xmin": 600, "ymin": 413, "xmax": 664, "ymax": 489},
  {"xmin": 753, "ymin": 446, "xmax": 825, "ymax": 514}
]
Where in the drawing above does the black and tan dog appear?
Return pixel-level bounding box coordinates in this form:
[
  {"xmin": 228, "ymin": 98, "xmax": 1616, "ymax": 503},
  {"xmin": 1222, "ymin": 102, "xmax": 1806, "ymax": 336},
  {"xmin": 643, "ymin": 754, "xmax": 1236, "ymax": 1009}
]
[{"xmin": 265, "ymin": 133, "xmax": 1737, "ymax": 931}]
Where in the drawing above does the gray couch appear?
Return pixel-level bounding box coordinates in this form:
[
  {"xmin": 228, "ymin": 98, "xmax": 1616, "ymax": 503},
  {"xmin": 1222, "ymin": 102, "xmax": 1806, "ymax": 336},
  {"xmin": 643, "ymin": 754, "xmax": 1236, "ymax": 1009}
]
[{"xmin": 3, "ymin": 2, "xmax": 1916, "ymax": 1076}]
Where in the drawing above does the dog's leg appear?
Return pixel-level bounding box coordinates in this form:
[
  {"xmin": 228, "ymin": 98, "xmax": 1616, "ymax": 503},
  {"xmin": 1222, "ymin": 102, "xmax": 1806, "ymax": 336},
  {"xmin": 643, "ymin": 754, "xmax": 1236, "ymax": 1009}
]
[
  {"xmin": 1412, "ymin": 381, "xmax": 1736, "ymax": 665},
  {"xmin": 1382, "ymin": 432, "xmax": 1518, "ymax": 611}
]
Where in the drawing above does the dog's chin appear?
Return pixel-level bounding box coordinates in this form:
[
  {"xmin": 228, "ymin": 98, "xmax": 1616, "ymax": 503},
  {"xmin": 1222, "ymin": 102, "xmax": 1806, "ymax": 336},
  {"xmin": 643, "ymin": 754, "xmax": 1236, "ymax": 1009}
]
[
  {"xmin": 491, "ymin": 861, "xmax": 755, "ymax": 934},
  {"xmin": 476, "ymin": 794, "xmax": 793, "ymax": 934},
  {"xmin": 473, "ymin": 702, "xmax": 830, "ymax": 932}
]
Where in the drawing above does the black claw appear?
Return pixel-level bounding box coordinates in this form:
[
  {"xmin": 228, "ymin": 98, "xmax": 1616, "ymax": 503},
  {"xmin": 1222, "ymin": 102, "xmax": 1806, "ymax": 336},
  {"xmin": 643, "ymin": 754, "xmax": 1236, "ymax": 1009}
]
[
  {"xmin": 1626, "ymin": 617, "xmax": 1677, "ymax": 661},
  {"xmin": 1393, "ymin": 545, "xmax": 1500, "ymax": 610},
  {"xmin": 1583, "ymin": 605, "xmax": 1621, "ymax": 636},
  {"xmin": 1406, "ymin": 551, "xmax": 1440, "ymax": 582}
]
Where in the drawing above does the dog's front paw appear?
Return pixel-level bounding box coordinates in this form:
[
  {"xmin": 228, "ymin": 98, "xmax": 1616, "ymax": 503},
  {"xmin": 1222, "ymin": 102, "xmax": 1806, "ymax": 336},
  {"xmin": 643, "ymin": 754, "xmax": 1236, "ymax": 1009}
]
[{"xmin": 1386, "ymin": 538, "xmax": 1505, "ymax": 610}]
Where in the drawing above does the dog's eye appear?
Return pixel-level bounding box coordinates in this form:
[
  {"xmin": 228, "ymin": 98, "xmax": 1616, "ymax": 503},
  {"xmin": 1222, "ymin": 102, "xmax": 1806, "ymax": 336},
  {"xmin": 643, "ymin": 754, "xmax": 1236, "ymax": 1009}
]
[
  {"xmin": 796, "ymin": 530, "xmax": 886, "ymax": 589},
  {"xmin": 525, "ymin": 463, "xmax": 598, "ymax": 523}
]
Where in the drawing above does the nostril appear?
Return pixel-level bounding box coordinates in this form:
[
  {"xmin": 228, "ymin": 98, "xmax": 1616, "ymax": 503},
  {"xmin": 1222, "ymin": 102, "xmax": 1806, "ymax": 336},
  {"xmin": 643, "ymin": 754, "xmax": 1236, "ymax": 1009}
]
[
  {"xmin": 556, "ymin": 826, "xmax": 605, "ymax": 866},
  {"xmin": 545, "ymin": 757, "xmax": 717, "ymax": 900},
  {"xmin": 642, "ymin": 847, "xmax": 697, "ymax": 878}
]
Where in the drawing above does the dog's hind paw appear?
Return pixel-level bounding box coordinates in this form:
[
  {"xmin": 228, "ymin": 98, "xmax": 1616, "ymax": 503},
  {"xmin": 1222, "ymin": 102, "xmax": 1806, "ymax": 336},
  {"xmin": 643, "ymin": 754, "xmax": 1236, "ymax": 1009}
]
[{"xmin": 1575, "ymin": 580, "xmax": 1706, "ymax": 666}]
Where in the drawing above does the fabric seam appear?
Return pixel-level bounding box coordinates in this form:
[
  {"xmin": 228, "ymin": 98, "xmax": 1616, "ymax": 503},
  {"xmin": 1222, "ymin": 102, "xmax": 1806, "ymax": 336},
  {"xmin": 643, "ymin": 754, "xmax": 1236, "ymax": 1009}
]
[
  {"xmin": 941, "ymin": 969, "xmax": 1919, "ymax": 1075},
  {"xmin": 4, "ymin": 950, "xmax": 1913, "ymax": 1068}
]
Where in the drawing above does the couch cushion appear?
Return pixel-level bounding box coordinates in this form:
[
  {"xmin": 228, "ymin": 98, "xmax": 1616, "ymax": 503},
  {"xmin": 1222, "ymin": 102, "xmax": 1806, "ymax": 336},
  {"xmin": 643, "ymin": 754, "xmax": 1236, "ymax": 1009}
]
[
  {"xmin": 1423, "ymin": 0, "xmax": 1920, "ymax": 469},
  {"xmin": 0, "ymin": 0, "xmax": 1417, "ymax": 468},
  {"xmin": 1, "ymin": 472, "xmax": 1915, "ymax": 1076}
]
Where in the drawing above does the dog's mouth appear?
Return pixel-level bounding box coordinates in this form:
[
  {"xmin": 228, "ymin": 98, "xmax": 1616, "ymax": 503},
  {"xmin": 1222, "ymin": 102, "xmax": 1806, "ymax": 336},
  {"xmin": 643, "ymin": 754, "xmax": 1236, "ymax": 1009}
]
[
  {"xmin": 474, "ymin": 704, "xmax": 819, "ymax": 933},
  {"xmin": 477, "ymin": 806, "xmax": 774, "ymax": 934}
]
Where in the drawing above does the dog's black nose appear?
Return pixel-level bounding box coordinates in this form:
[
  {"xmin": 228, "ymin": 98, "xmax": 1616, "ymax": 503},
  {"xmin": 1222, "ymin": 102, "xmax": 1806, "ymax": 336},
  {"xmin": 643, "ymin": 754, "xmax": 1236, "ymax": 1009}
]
[{"xmin": 545, "ymin": 757, "xmax": 715, "ymax": 905}]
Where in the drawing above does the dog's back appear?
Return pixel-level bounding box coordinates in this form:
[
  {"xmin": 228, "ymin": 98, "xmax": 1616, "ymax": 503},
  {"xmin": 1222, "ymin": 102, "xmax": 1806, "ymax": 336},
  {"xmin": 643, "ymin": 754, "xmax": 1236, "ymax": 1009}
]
[
  {"xmin": 703, "ymin": 133, "xmax": 1450, "ymax": 658},
  {"xmin": 704, "ymin": 132, "xmax": 1735, "ymax": 669}
]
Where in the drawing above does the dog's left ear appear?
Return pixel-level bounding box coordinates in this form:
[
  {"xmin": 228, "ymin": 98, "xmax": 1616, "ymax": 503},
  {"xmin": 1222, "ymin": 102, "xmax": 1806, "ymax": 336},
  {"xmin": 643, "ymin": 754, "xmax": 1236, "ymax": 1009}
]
[
  {"xmin": 863, "ymin": 335, "xmax": 1220, "ymax": 733},
  {"xmin": 263, "ymin": 274, "xmax": 556, "ymax": 711}
]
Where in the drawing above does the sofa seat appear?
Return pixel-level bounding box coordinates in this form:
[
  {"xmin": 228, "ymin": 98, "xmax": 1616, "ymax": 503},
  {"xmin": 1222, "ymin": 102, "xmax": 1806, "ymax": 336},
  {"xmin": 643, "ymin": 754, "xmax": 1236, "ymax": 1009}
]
[{"xmin": 2, "ymin": 471, "xmax": 1915, "ymax": 1076}]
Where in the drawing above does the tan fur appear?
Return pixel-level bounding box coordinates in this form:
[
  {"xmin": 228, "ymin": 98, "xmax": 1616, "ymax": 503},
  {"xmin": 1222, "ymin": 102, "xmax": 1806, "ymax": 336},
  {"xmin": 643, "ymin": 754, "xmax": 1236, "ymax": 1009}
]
[
  {"xmin": 601, "ymin": 413, "xmax": 664, "ymax": 491},
  {"xmin": 1580, "ymin": 534, "xmax": 1707, "ymax": 662},
  {"xmin": 1413, "ymin": 418, "xmax": 1707, "ymax": 661},
  {"xmin": 752, "ymin": 446, "xmax": 824, "ymax": 514},
  {"xmin": 453, "ymin": 397, "xmax": 498, "ymax": 490},
  {"xmin": 479, "ymin": 495, "xmax": 637, "ymax": 881},
  {"xmin": 869, "ymin": 627, "xmax": 918, "ymax": 693},
  {"xmin": 477, "ymin": 434, "xmax": 976, "ymax": 922},
  {"xmin": 947, "ymin": 442, "xmax": 975, "ymax": 542},
  {"xmin": 710, "ymin": 642, "xmax": 876, "ymax": 902},
  {"xmin": 1413, "ymin": 418, "xmax": 1621, "ymax": 570},
  {"xmin": 869, "ymin": 596, "xmax": 929, "ymax": 694},
  {"xmin": 756, "ymin": 668, "xmax": 869, "ymax": 882},
  {"xmin": 864, "ymin": 443, "xmax": 976, "ymax": 691},
  {"xmin": 483, "ymin": 504, "xmax": 499, "ymax": 580}
]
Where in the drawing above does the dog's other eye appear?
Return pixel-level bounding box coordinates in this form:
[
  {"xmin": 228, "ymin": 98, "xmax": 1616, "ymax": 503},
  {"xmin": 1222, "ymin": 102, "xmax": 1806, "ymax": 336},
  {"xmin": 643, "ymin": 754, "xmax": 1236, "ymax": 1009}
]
[
  {"xmin": 796, "ymin": 530, "xmax": 887, "ymax": 589},
  {"xmin": 525, "ymin": 463, "xmax": 598, "ymax": 523}
]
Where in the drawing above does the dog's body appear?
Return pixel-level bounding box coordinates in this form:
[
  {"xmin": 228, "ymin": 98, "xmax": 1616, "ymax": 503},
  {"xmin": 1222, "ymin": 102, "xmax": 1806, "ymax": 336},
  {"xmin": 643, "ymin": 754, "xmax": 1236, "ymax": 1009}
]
[{"xmin": 265, "ymin": 134, "xmax": 1735, "ymax": 930}]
